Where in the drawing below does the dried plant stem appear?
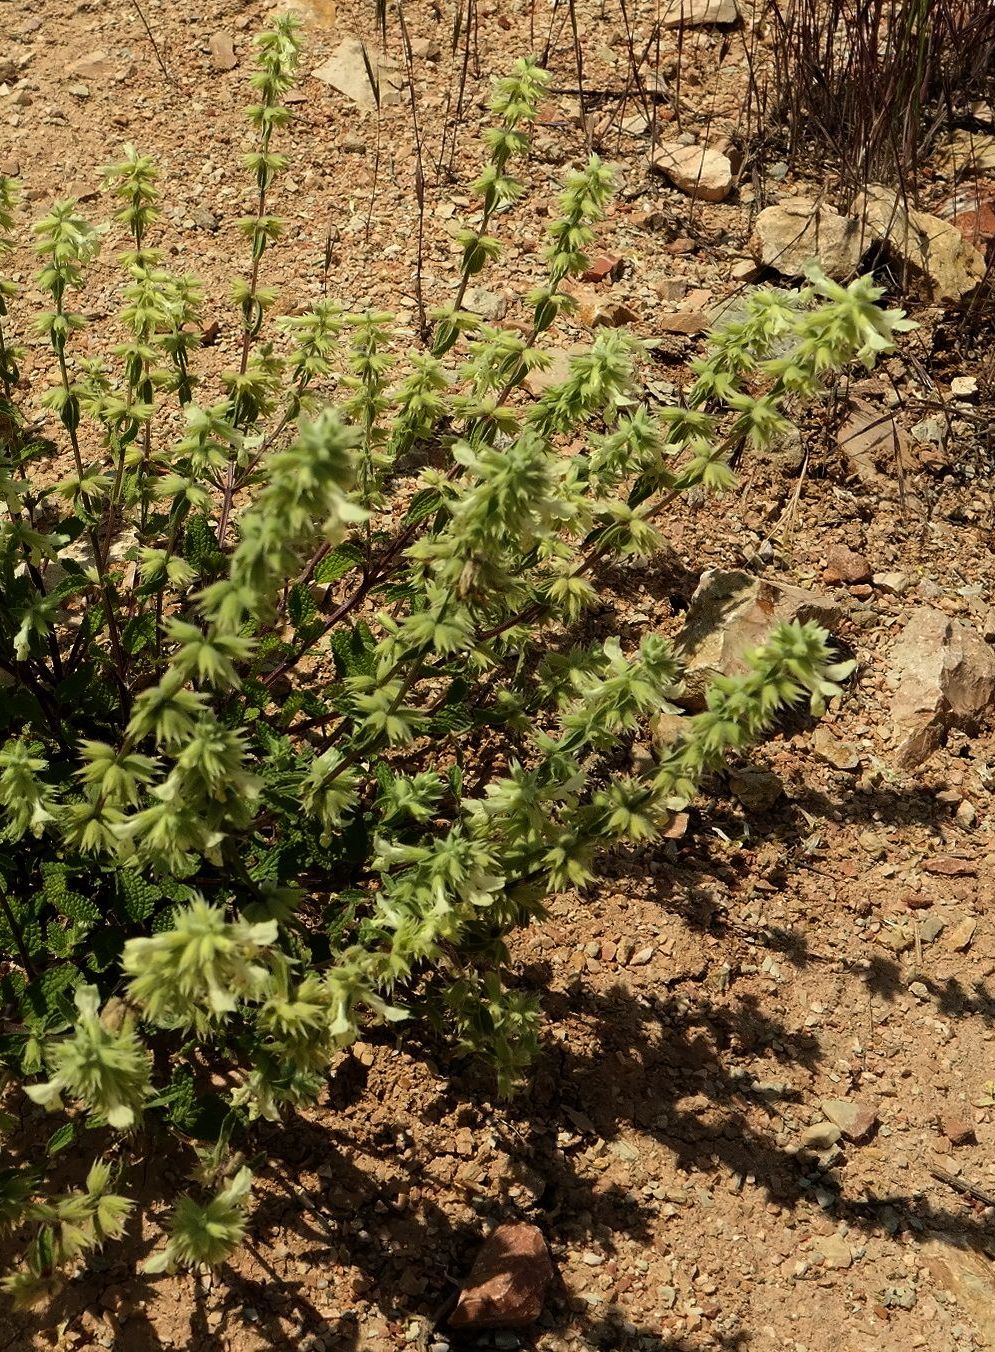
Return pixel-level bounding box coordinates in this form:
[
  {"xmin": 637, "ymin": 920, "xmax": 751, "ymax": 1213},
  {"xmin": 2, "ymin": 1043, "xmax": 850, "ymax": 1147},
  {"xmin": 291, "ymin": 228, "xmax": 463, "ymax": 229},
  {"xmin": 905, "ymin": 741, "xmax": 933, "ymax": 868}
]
[{"xmin": 130, "ymin": 0, "xmax": 172, "ymax": 83}]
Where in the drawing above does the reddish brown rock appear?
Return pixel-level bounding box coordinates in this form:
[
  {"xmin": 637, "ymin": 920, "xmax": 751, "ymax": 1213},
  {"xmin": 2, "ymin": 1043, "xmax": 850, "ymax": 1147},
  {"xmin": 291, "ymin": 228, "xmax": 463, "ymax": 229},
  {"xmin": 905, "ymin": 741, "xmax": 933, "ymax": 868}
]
[
  {"xmin": 821, "ymin": 1097, "xmax": 878, "ymax": 1142},
  {"xmin": 888, "ymin": 609, "xmax": 995, "ymax": 769},
  {"xmin": 449, "ymin": 1223, "xmax": 554, "ymax": 1330},
  {"xmin": 923, "ymin": 855, "xmax": 977, "ymax": 877},
  {"xmin": 952, "ymin": 200, "xmax": 995, "ymax": 250},
  {"xmin": 655, "ymin": 310, "xmax": 711, "ymax": 335},
  {"xmin": 824, "ymin": 544, "xmax": 871, "ymax": 584},
  {"xmin": 942, "ymin": 1113, "xmax": 977, "ymax": 1147},
  {"xmin": 581, "ymin": 254, "xmax": 624, "ymax": 283}
]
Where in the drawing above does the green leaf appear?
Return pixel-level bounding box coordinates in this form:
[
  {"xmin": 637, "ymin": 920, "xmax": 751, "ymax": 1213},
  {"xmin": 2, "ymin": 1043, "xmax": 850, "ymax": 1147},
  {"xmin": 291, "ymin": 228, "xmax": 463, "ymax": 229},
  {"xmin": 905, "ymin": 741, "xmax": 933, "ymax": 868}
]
[
  {"xmin": 117, "ymin": 871, "xmax": 160, "ymax": 924},
  {"xmin": 46, "ymin": 1121, "xmax": 75, "ymax": 1156},
  {"xmin": 41, "ymin": 865, "xmax": 100, "ymax": 927},
  {"xmin": 314, "ymin": 541, "xmax": 363, "ymax": 584},
  {"xmin": 329, "ymin": 621, "xmax": 376, "ymax": 678},
  {"xmin": 286, "ymin": 583, "xmax": 317, "ymax": 632},
  {"xmin": 21, "ymin": 964, "xmax": 80, "ymax": 1029},
  {"xmin": 184, "ymin": 513, "xmax": 223, "ymax": 576},
  {"xmin": 122, "ymin": 612, "xmax": 157, "ymax": 657},
  {"xmin": 403, "ymin": 488, "xmax": 443, "ymax": 526}
]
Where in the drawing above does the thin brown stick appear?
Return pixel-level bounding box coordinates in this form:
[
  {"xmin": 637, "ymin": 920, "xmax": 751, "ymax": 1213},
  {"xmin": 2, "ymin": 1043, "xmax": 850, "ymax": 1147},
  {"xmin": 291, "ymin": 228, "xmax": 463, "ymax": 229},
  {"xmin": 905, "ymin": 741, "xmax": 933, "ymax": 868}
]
[
  {"xmin": 930, "ymin": 1166, "xmax": 995, "ymax": 1210},
  {"xmin": 130, "ymin": 0, "xmax": 171, "ymax": 82}
]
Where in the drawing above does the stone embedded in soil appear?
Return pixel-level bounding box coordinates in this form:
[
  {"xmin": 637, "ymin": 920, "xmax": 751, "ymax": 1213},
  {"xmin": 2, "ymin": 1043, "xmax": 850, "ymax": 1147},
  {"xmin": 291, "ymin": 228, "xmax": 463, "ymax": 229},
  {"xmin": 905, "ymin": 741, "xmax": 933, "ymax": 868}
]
[
  {"xmin": 821, "ymin": 1098, "xmax": 878, "ymax": 1142},
  {"xmin": 924, "ymin": 1233, "xmax": 995, "ymax": 1343},
  {"xmin": 661, "ymin": 0, "xmax": 739, "ymax": 26},
  {"xmin": 823, "ymin": 543, "xmax": 871, "ymax": 584},
  {"xmin": 651, "ymin": 710, "xmax": 687, "ymax": 752},
  {"xmin": 728, "ymin": 767, "xmax": 783, "ymax": 812},
  {"xmin": 653, "ymin": 309, "xmax": 711, "ymax": 335},
  {"xmin": 836, "ymin": 401, "xmax": 907, "ymax": 489},
  {"xmin": 749, "ymin": 198, "xmax": 868, "ymax": 280},
  {"xmin": 798, "ymin": 1121, "xmax": 842, "ymax": 1152},
  {"xmin": 449, "ymin": 1223, "xmax": 553, "ymax": 1330},
  {"xmin": 674, "ymin": 569, "xmax": 841, "ymax": 709},
  {"xmin": 525, "ymin": 347, "xmax": 579, "ymax": 397},
  {"xmin": 580, "ymin": 254, "xmax": 624, "ymax": 282},
  {"xmin": 942, "ymin": 1113, "xmax": 977, "ymax": 1146},
  {"xmin": 463, "ymin": 286, "xmax": 507, "ymax": 321},
  {"xmin": 409, "ymin": 36, "xmax": 441, "ymax": 60},
  {"xmin": 651, "ymin": 143, "xmax": 733, "ymax": 202},
  {"xmin": 312, "ymin": 38, "xmax": 406, "ymax": 109},
  {"xmin": 920, "ymin": 914, "xmax": 946, "ymax": 944},
  {"xmin": 923, "ymin": 854, "xmax": 977, "ymax": 877},
  {"xmin": 888, "ymin": 608, "xmax": 995, "ymax": 769},
  {"xmin": 818, "ymin": 1234, "xmax": 853, "ymax": 1270},
  {"xmin": 948, "ymin": 917, "xmax": 977, "ymax": 952},
  {"xmin": 951, "ymin": 199, "xmax": 995, "ymax": 249},
  {"xmin": 854, "ymin": 184, "xmax": 987, "ymax": 301},
  {"xmin": 811, "ymin": 726, "xmax": 860, "ymax": 772},
  {"xmin": 71, "ymin": 49, "xmax": 116, "ymax": 82},
  {"xmin": 209, "ymin": 31, "xmax": 238, "ymax": 70}
]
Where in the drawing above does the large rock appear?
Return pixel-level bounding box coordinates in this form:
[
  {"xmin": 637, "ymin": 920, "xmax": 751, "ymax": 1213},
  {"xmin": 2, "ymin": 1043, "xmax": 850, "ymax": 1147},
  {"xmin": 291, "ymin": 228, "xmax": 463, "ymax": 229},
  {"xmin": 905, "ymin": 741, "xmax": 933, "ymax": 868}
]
[
  {"xmin": 674, "ymin": 569, "xmax": 841, "ymax": 708},
  {"xmin": 651, "ymin": 143, "xmax": 733, "ymax": 203},
  {"xmin": 449, "ymin": 1223, "xmax": 553, "ymax": 1330},
  {"xmin": 888, "ymin": 608, "xmax": 995, "ymax": 768},
  {"xmin": 661, "ymin": 0, "xmax": 739, "ymax": 25},
  {"xmin": 312, "ymin": 38, "xmax": 405, "ymax": 108},
  {"xmin": 749, "ymin": 198, "xmax": 868, "ymax": 280},
  {"xmin": 854, "ymin": 184, "xmax": 986, "ymax": 302},
  {"xmin": 836, "ymin": 400, "xmax": 907, "ymax": 489},
  {"xmin": 923, "ymin": 1234, "xmax": 995, "ymax": 1346}
]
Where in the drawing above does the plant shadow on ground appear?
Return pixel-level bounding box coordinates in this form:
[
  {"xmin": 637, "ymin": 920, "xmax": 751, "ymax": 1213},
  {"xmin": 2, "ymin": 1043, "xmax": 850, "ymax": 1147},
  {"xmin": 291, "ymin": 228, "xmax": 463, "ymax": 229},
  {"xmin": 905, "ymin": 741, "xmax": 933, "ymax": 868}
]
[{"xmin": 2, "ymin": 778, "xmax": 990, "ymax": 1352}]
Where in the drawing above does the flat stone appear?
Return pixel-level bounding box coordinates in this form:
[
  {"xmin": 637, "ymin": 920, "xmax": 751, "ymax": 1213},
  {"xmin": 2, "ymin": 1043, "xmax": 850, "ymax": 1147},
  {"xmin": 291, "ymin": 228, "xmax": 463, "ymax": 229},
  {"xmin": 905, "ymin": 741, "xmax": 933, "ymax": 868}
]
[
  {"xmin": 819, "ymin": 1234, "xmax": 852, "ymax": 1270},
  {"xmin": 923, "ymin": 1233, "xmax": 995, "ymax": 1343},
  {"xmin": 312, "ymin": 37, "xmax": 406, "ymax": 109},
  {"xmin": 948, "ymin": 917, "xmax": 977, "ymax": 952},
  {"xmin": 409, "ymin": 36, "xmax": 441, "ymax": 59},
  {"xmin": 661, "ymin": 0, "xmax": 739, "ymax": 25},
  {"xmin": 675, "ymin": 569, "xmax": 841, "ymax": 709},
  {"xmin": 728, "ymin": 767, "xmax": 783, "ymax": 812},
  {"xmin": 920, "ymin": 914, "xmax": 945, "ymax": 944},
  {"xmin": 651, "ymin": 143, "xmax": 733, "ymax": 202},
  {"xmin": 654, "ymin": 309, "xmax": 711, "ymax": 335},
  {"xmin": 951, "ymin": 375, "xmax": 980, "ymax": 399},
  {"xmin": 821, "ymin": 1097, "xmax": 878, "ymax": 1142},
  {"xmin": 873, "ymin": 571, "xmax": 909, "ymax": 595},
  {"xmin": 70, "ymin": 49, "xmax": 116, "ymax": 82},
  {"xmin": 923, "ymin": 854, "xmax": 977, "ymax": 877},
  {"xmin": 836, "ymin": 401, "xmax": 907, "ymax": 488},
  {"xmin": 450, "ymin": 1224, "xmax": 553, "ymax": 1330},
  {"xmin": 463, "ymin": 286, "xmax": 507, "ymax": 321},
  {"xmin": 942, "ymin": 1113, "xmax": 977, "ymax": 1146},
  {"xmin": 525, "ymin": 347, "xmax": 581, "ymax": 398},
  {"xmin": 209, "ymin": 31, "xmax": 238, "ymax": 70},
  {"xmin": 580, "ymin": 254, "xmax": 624, "ymax": 283},
  {"xmin": 812, "ymin": 727, "xmax": 860, "ymax": 772}
]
